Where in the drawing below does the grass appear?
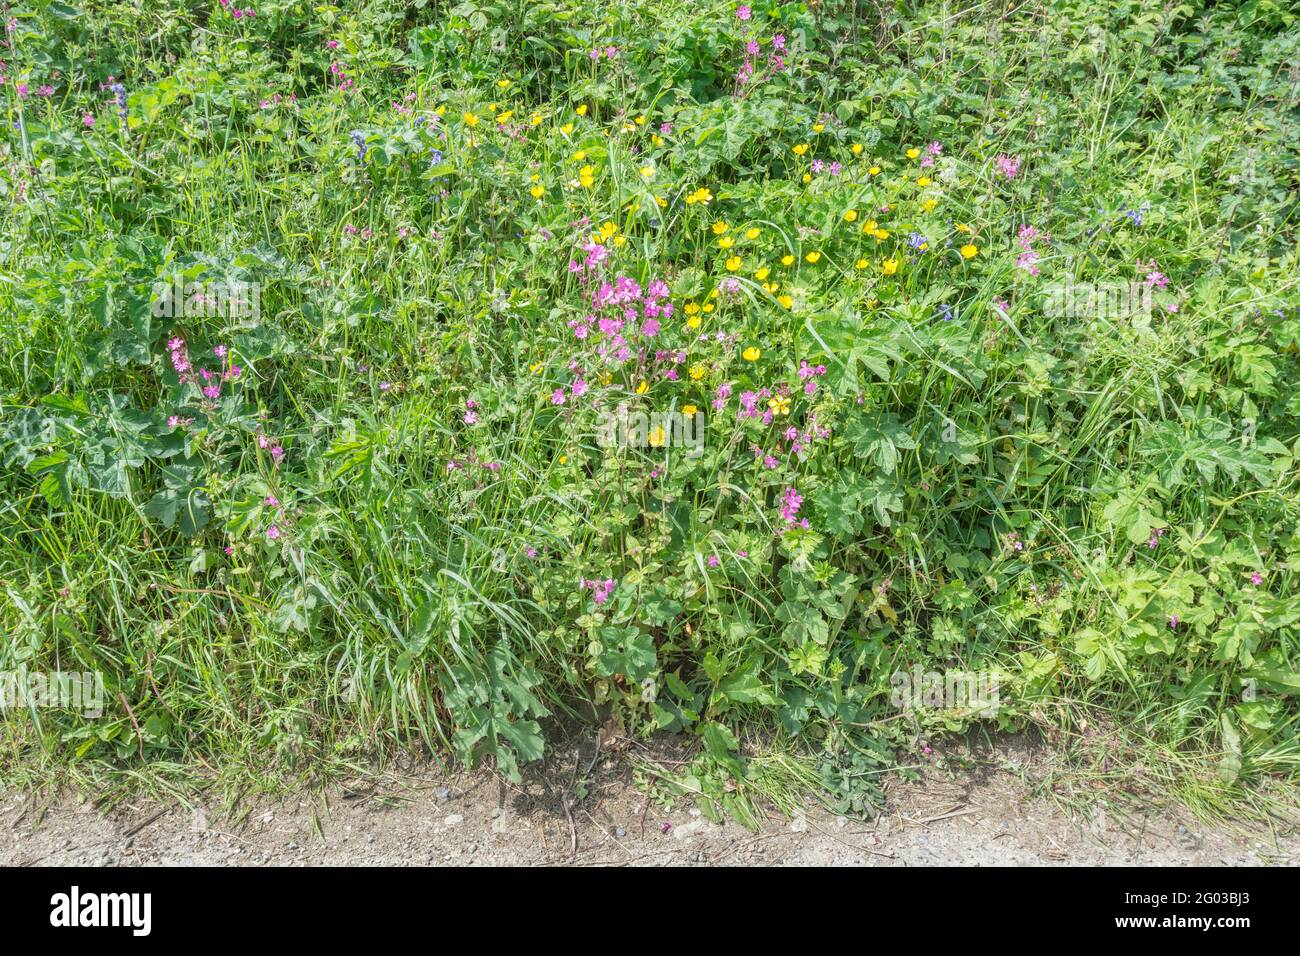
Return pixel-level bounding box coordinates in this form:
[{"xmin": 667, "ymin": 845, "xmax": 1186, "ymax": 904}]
[{"xmin": 1, "ymin": 0, "xmax": 1298, "ymax": 819}]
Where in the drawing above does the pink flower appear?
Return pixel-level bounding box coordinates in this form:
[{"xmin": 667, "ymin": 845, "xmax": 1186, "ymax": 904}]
[
  {"xmin": 1249, "ymin": 572, "xmax": 1263, "ymax": 587},
  {"xmin": 995, "ymin": 154, "xmax": 1021, "ymax": 179},
  {"xmin": 707, "ymin": 554, "xmax": 720, "ymax": 568},
  {"xmin": 82, "ymin": 114, "xmax": 96, "ymax": 128},
  {"xmin": 550, "ymin": 388, "xmax": 566, "ymax": 406},
  {"xmin": 266, "ymin": 525, "xmax": 281, "ymax": 540},
  {"xmin": 736, "ymin": 4, "xmax": 752, "ymax": 20}
]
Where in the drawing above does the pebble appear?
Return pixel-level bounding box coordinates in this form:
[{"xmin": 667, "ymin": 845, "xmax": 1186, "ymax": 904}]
[{"xmin": 444, "ymin": 814, "xmax": 464, "ymax": 827}]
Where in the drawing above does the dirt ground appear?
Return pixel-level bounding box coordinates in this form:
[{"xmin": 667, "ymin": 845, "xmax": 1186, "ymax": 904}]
[{"xmin": 3, "ymin": 738, "xmax": 1297, "ymax": 866}]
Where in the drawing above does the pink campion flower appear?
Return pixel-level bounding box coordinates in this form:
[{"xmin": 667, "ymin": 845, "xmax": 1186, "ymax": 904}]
[
  {"xmin": 83, "ymin": 114, "xmax": 96, "ymax": 127},
  {"xmin": 270, "ymin": 445, "xmax": 285, "ymax": 462},
  {"xmin": 571, "ymin": 378, "xmax": 589, "ymax": 398},
  {"xmin": 266, "ymin": 525, "xmax": 281, "ymax": 540},
  {"xmin": 1249, "ymin": 572, "xmax": 1263, "ymax": 586},
  {"xmin": 995, "ymin": 154, "xmax": 1021, "ymax": 179},
  {"xmin": 464, "ymin": 408, "xmax": 478, "ymax": 425},
  {"xmin": 1169, "ymin": 613, "xmax": 1180, "ymax": 630},
  {"xmin": 213, "ymin": 344, "xmax": 227, "ymax": 358},
  {"xmin": 202, "ymin": 384, "xmax": 221, "ymax": 399},
  {"xmin": 38, "ymin": 85, "xmax": 53, "ymax": 97},
  {"xmin": 16, "ymin": 82, "xmax": 27, "ymax": 97},
  {"xmin": 167, "ymin": 415, "xmax": 180, "ymax": 428},
  {"xmin": 736, "ymin": 4, "xmax": 752, "ymax": 20},
  {"xmin": 326, "ymin": 39, "xmax": 339, "ymax": 49},
  {"xmin": 550, "ymin": 388, "xmax": 566, "ymax": 405},
  {"xmin": 780, "ymin": 485, "xmax": 803, "ymax": 526},
  {"xmin": 746, "ymin": 39, "xmax": 760, "ymax": 55},
  {"xmin": 707, "ymin": 554, "xmax": 720, "ymax": 568},
  {"xmin": 258, "ymin": 434, "xmax": 271, "ymax": 449},
  {"xmin": 772, "ymin": 33, "xmax": 786, "ymax": 51}
]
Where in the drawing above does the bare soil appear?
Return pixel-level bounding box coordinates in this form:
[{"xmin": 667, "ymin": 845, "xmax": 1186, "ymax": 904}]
[{"xmin": 3, "ymin": 739, "xmax": 1296, "ymax": 867}]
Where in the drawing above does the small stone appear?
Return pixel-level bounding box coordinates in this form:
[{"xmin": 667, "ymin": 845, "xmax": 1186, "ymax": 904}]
[
  {"xmin": 444, "ymin": 814, "xmax": 464, "ymax": 827},
  {"xmin": 614, "ymin": 826, "xmax": 626, "ymax": 839},
  {"xmin": 435, "ymin": 787, "xmax": 453, "ymax": 801}
]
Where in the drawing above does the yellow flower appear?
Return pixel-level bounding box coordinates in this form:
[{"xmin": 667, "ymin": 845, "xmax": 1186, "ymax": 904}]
[
  {"xmin": 812, "ymin": 123, "xmax": 825, "ymax": 133},
  {"xmin": 960, "ymin": 244, "xmax": 979, "ymax": 259},
  {"xmin": 685, "ymin": 187, "xmax": 713, "ymax": 205},
  {"xmin": 955, "ymin": 222, "xmax": 971, "ymax": 233},
  {"xmin": 579, "ymin": 165, "xmax": 595, "ymax": 188},
  {"xmin": 497, "ymin": 79, "xmax": 512, "ymax": 89},
  {"xmin": 702, "ymin": 302, "xmax": 714, "ymax": 313},
  {"xmin": 768, "ymin": 395, "xmax": 791, "ymax": 416},
  {"xmin": 686, "ymin": 314, "xmax": 702, "ymax": 330},
  {"xmin": 529, "ymin": 184, "xmax": 545, "ymax": 199},
  {"xmin": 844, "ymin": 209, "xmax": 858, "ymax": 222},
  {"xmin": 529, "ymin": 361, "xmax": 544, "ymax": 374},
  {"xmin": 681, "ymin": 404, "xmax": 698, "ymax": 416},
  {"xmin": 651, "ymin": 134, "xmax": 664, "ymax": 146},
  {"xmin": 874, "ymin": 228, "xmax": 890, "ymax": 240},
  {"xmin": 745, "ymin": 227, "xmax": 760, "ymax": 240},
  {"xmin": 560, "ymin": 122, "xmax": 574, "ymax": 135},
  {"xmin": 636, "ymin": 381, "xmax": 649, "ymax": 395},
  {"xmin": 881, "ymin": 258, "xmax": 899, "ymax": 275},
  {"xmin": 689, "ymin": 364, "xmax": 706, "ymax": 380},
  {"xmin": 805, "ymin": 250, "xmax": 821, "ymax": 263},
  {"xmin": 742, "ymin": 346, "xmax": 761, "ymax": 362},
  {"xmin": 497, "ymin": 110, "xmax": 514, "ymax": 124},
  {"xmin": 922, "ymin": 198, "xmax": 938, "ymax": 212},
  {"xmin": 712, "ymin": 221, "xmax": 729, "ymax": 235},
  {"xmin": 754, "ymin": 266, "xmax": 770, "ymax": 281},
  {"xmin": 851, "ymin": 143, "xmax": 864, "ymax": 155},
  {"xmin": 868, "ymin": 165, "xmax": 881, "ymax": 176},
  {"xmin": 781, "ymin": 254, "xmax": 795, "ymax": 266},
  {"xmin": 559, "ymin": 454, "xmax": 568, "ymax": 464},
  {"xmin": 463, "ymin": 112, "xmax": 479, "ymax": 126},
  {"xmin": 684, "ymin": 302, "xmax": 700, "ymax": 315},
  {"xmin": 916, "ymin": 176, "xmax": 931, "ymax": 187},
  {"xmin": 635, "ymin": 115, "xmax": 647, "ymax": 126},
  {"xmin": 655, "ymin": 195, "xmax": 668, "ymax": 208},
  {"xmin": 906, "ymin": 147, "xmax": 921, "ymax": 159},
  {"xmin": 855, "ymin": 258, "xmax": 869, "ymax": 270},
  {"xmin": 576, "ymin": 104, "xmax": 588, "ymax": 116},
  {"xmin": 725, "ymin": 255, "xmax": 742, "ymax": 271},
  {"xmin": 792, "ymin": 143, "xmax": 810, "ymax": 156},
  {"xmin": 718, "ymin": 236, "xmax": 734, "ymax": 249},
  {"xmin": 802, "ymin": 173, "xmax": 812, "ymax": 183},
  {"xmin": 648, "ymin": 425, "xmax": 666, "ymax": 447},
  {"xmin": 640, "ymin": 165, "xmax": 655, "ymax": 179},
  {"xmin": 777, "ymin": 294, "xmax": 793, "ymax": 309},
  {"xmin": 530, "ymin": 113, "xmax": 543, "ymax": 126},
  {"xmin": 600, "ymin": 222, "xmax": 619, "ymax": 239},
  {"xmin": 862, "ymin": 220, "xmax": 878, "ymax": 233}
]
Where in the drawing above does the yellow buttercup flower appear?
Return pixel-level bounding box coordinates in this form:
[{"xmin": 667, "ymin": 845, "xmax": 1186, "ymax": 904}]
[
  {"xmin": 463, "ymin": 112, "xmax": 479, "ymax": 126},
  {"xmin": 960, "ymin": 244, "xmax": 979, "ymax": 259},
  {"xmin": 745, "ymin": 227, "xmax": 760, "ymax": 240},
  {"xmin": 725, "ymin": 255, "xmax": 742, "ymax": 271},
  {"xmin": 689, "ymin": 363, "xmax": 706, "ymax": 380},
  {"xmin": 881, "ymin": 258, "xmax": 899, "ymax": 275},
  {"xmin": 851, "ymin": 143, "xmax": 864, "ymax": 155},
  {"xmin": 640, "ymin": 165, "xmax": 655, "ymax": 179},
  {"xmin": 862, "ymin": 220, "xmax": 878, "ymax": 233},
  {"xmin": 530, "ymin": 113, "xmax": 543, "ymax": 126},
  {"xmin": 529, "ymin": 184, "xmax": 545, "ymax": 199},
  {"xmin": 922, "ymin": 198, "xmax": 938, "ymax": 212},
  {"xmin": 868, "ymin": 165, "xmax": 881, "ymax": 176},
  {"xmin": 635, "ymin": 115, "xmax": 647, "ymax": 126},
  {"xmin": 906, "ymin": 147, "xmax": 921, "ymax": 159},
  {"xmin": 712, "ymin": 221, "xmax": 729, "ymax": 234},
  {"xmin": 768, "ymin": 395, "xmax": 791, "ymax": 416},
  {"xmin": 648, "ymin": 425, "xmax": 666, "ymax": 447},
  {"xmin": 684, "ymin": 302, "xmax": 700, "ymax": 315},
  {"xmin": 686, "ymin": 314, "xmax": 702, "ymax": 330},
  {"xmin": 636, "ymin": 381, "xmax": 649, "ymax": 395},
  {"xmin": 844, "ymin": 209, "xmax": 858, "ymax": 222},
  {"xmin": 812, "ymin": 123, "xmax": 824, "ymax": 133},
  {"xmin": 777, "ymin": 294, "xmax": 793, "ymax": 309},
  {"xmin": 560, "ymin": 122, "xmax": 574, "ymax": 134},
  {"xmin": 579, "ymin": 165, "xmax": 595, "ymax": 187},
  {"xmin": 530, "ymin": 361, "xmax": 544, "ymax": 374},
  {"xmin": 754, "ymin": 266, "xmax": 769, "ymax": 281},
  {"xmin": 742, "ymin": 346, "xmax": 761, "ymax": 362},
  {"xmin": 497, "ymin": 79, "xmax": 512, "ymax": 89},
  {"xmin": 792, "ymin": 143, "xmax": 809, "ymax": 156},
  {"xmin": 718, "ymin": 236, "xmax": 734, "ymax": 249},
  {"xmin": 681, "ymin": 404, "xmax": 698, "ymax": 416},
  {"xmin": 781, "ymin": 254, "xmax": 795, "ymax": 266},
  {"xmin": 802, "ymin": 173, "xmax": 812, "ymax": 183},
  {"xmin": 874, "ymin": 229, "xmax": 890, "ymax": 240},
  {"xmin": 916, "ymin": 176, "xmax": 931, "ymax": 187},
  {"xmin": 805, "ymin": 250, "xmax": 821, "ymax": 263},
  {"xmin": 855, "ymin": 258, "xmax": 869, "ymax": 270},
  {"xmin": 576, "ymin": 104, "xmax": 588, "ymax": 115}
]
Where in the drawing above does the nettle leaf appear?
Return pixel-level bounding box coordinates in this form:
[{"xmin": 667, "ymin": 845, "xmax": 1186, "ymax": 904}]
[
  {"xmin": 1139, "ymin": 417, "xmax": 1275, "ymax": 489},
  {"xmin": 861, "ymin": 474, "xmax": 904, "ymax": 527},
  {"xmin": 596, "ymin": 626, "xmax": 657, "ymax": 682},
  {"xmin": 1, "ymin": 407, "xmax": 57, "ymax": 468},
  {"xmin": 844, "ymin": 412, "xmax": 916, "ymax": 475}
]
